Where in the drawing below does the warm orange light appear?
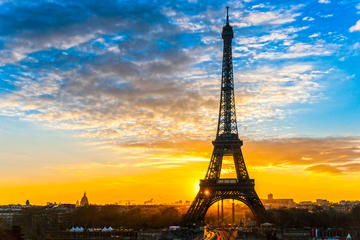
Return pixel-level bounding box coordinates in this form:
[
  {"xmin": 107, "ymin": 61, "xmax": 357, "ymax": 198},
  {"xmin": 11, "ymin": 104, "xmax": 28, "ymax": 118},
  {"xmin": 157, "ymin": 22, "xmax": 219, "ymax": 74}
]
[{"xmin": 204, "ymin": 189, "xmax": 210, "ymax": 196}]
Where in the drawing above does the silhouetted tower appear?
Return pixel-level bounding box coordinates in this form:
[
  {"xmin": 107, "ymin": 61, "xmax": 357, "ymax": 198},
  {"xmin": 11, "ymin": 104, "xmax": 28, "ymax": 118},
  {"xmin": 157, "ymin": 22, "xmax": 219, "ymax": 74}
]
[{"xmin": 182, "ymin": 7, "xmax": 266, "ymax": 225}]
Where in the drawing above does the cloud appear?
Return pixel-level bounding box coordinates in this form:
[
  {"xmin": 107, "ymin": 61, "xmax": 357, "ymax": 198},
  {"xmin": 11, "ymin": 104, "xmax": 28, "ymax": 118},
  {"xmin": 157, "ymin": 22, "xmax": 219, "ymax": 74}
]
[
  {"xmin": 0, "ymin": 0, "xmax": 330, "ymax": 146},
  {"xmin": 0, "ymin": 0, "xmax": 350, "ymax": 163},
  {"xmin": 244, "ymin": 137, "xmax": 360, "ymax": 175},
  {"xmin": 302, "ymin": 16, "xmax": 314, "ymax": 21},
  {"xmin": 318, "ymin": 0, "xmax": 330, "ymax": 3},
  {"xmin": 251, "ymin": 4, "xmax": 266, "ymax": 9},
  {"xmin": 49, "ymin": 162, "xmax": 127, "ymax": 171},
  {"xmin": 319, "ymin": 14, "xmax": 333, "ymax": 18},
  {"xmin": 112, "ymin": 136, "xmax": 360, "ymax": 174},
  {"xmin": 0, "ymin": 55, "xmax": 328, "ymax": 149},
  {"xmin": 231, "ymin": 63, "xmax": 326, "ymax": 132},
  {"xmin": 164, "ymin": 3, "xmax": 303, "ymax": 34},
  {"xmin": 0, "ymin": 1, "xmax": 176, "ymax": 65},
  {"xmin": 46, "ymin": 161, "xmax": 129, "ymax": 178},
  {"xmin": 309, "ymin": 33, "xmax": 320, "ymax": 38},
  {"xmin": 232, "ymin": 24, "xmax": 339, "ymax": 62},
  {"xmin": 254, "ymin": 42, "xmax": 337, "ymax": 59},
  {"xmin": 350, "ymin": 20, "xmax": 360, "ymax": 32},
  {"xmin": 133, "ymin": 158, "xmax": 208, "ymax": 168},
  {"xmin": 305, "ymin": 163, "xmax": 360, "ymax": 175},
  {"xmin": 243, "ymin": 7, "xmax": 301, "ymax": 26},
  {"xmin": 0, "ymin": 45, "xmax": 220, "ymax": 144},
  {"xmin": 352, "ymin": 42, "xmax": 360, "ymax": 50},
  {"xmin": 305, "ymin": 164, "xmax": 343, "ymax": 174}
]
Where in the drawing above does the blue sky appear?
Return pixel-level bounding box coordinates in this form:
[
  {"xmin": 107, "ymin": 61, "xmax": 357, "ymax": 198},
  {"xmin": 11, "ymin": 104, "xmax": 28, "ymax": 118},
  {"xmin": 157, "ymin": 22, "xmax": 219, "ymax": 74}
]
[
  {"xmin": 0, "ymin": 0, "xmax": 360, "ymax": 203},
  {"xmin": 1, "ymin": 0, "xmax": 359, "ymax": 138}
]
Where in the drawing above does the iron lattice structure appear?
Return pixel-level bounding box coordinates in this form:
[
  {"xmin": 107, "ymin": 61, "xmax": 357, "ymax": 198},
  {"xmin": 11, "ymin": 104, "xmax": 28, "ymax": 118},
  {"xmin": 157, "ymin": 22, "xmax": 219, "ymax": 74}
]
[{"xmin": 182, "ymin": 7, "xmax": 266, "ymax": 225}]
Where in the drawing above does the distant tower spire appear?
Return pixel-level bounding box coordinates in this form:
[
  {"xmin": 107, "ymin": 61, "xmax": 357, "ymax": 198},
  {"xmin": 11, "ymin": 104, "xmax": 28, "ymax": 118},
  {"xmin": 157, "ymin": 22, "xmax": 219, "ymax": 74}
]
[
  {"xmin": 219, "ymin": 6, "xmax": 235, "ymax": 137},
  {"xmin": 226, "ymin": 6, "xmax": 229, "ymax": 25}
]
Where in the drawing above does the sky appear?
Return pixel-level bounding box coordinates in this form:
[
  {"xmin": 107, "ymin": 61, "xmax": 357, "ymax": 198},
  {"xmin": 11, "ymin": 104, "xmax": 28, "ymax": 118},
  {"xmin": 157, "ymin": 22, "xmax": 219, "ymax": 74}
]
[{"xmin": 0, "ymin": 0, "xmax": 360, "ymax": 205}]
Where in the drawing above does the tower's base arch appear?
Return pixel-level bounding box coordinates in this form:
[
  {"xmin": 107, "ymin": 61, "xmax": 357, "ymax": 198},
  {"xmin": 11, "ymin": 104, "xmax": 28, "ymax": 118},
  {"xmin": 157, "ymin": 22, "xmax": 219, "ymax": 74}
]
[
  {"xmin": 205, "ymin": 199, "xmax": 256, "ymax": 226},
  {"xmin": 182, "ymin": 179, "xmax": 267, "ymax": 226}
]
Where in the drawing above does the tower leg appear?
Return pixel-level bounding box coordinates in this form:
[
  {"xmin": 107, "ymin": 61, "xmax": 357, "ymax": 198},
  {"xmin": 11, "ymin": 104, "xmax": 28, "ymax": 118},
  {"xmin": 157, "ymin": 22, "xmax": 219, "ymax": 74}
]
[
  {"xmin": 245, "ymin": 190, "xmax": 267, "ymax": 223},
  {"xmin": 221, "ymin": 199, "xmax": 224, "ymax": 224},
  {"xmin": 217, "ymin": 201, "xmax": 220, "ymax": 225},
  {"xmin": 232, "ymin": 199, "xmax": 235, "ymax": 225},
  {"xmin": 182, "ymin": 180, "xmax": 267, "ymax": 225},
  {"xmin": 182, "ymin": 191, "xmax": 266, "ymax": 226}
]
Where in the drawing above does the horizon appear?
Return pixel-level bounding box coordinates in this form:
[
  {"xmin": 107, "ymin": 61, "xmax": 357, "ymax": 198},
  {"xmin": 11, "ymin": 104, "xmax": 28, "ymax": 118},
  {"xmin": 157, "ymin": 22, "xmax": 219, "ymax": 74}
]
[
  {"xmin": 2, "ymin": 193, "xmax": 360, "ymax": 207},
  {"xmin": 0, "ymin": 0, "xmax": 360, "ymax": 206}
]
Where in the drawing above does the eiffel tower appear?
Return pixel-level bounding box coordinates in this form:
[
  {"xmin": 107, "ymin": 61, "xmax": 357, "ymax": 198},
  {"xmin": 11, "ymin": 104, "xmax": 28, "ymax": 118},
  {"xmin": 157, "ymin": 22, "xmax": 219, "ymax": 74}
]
[{"xmin": 182, "ymin": 7, "xmax": 266, "ymax": 225}]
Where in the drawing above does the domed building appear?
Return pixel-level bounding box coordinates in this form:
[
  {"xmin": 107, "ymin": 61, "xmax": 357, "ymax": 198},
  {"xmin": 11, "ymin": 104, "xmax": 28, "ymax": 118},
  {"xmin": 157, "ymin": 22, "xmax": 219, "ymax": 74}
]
[{"xmin": 80, "ymin": 192, "xmax": 89, "ymax": 207}]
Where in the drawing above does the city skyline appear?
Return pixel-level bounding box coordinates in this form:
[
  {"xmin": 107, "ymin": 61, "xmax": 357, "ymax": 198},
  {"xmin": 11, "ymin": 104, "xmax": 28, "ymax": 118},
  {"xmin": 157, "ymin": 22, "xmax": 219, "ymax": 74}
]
[
  {"xmin": 0, "ymin": 0, "xmax": 360, "ymax": 205},
  {"xmin": 2, "ymin": 191, "xmax": 360, "ymax": 206}
]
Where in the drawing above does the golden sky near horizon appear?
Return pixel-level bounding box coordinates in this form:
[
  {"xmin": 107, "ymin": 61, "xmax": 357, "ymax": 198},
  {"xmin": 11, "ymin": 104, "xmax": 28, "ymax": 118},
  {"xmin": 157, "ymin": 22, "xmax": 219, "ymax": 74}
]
[{"xmin": 1, "ymin": 136, "xmax": 360, "ymax": 205}]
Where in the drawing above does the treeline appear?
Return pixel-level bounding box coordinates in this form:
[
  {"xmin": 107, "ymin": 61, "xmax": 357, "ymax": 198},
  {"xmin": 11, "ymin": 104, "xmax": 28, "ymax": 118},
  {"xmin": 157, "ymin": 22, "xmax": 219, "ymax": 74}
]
[
  {"xmin": 70, "ymin": 205, "xmax": 360, "ymax": 228},
  {"xmin": 267, "ymin": 206, "xmax": 360, "ymax": 228},
  {"xmin": 0, "ymin": 226, "xmax": 24, "ymax": 240},
  {"xmin": 70, "ymin": 205, "xmax": 183, "ymax": 228},
  {"xmin": 0, "ymin": 206, "xmax": 184, "ymax": 239},
  {"xmin": 3, "ymin": 205, "xmax": 360, "ymax": 238}
]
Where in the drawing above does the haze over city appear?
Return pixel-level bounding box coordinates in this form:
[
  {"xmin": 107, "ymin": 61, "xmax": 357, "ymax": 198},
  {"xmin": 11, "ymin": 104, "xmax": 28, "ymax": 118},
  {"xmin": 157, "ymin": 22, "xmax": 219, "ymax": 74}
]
[{"xmin": 0, "ymin": 0, "xmax": 360, "ymax": 207}]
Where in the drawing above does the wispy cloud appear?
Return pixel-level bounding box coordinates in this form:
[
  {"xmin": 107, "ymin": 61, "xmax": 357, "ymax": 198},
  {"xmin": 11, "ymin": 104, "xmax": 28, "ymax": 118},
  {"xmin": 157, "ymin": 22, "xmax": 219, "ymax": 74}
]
[
  {"xmin": 302, "ymin": 16, "xmax": 314, "ymax": 21},
  {"xmin": 245, "ymin": 137, "xmax": 360, "ymax": 175},
  {"xmin": 254, "ymin": 42, "xmax": 337, "ymax": 59},
  {"xmin": 305, "ymin": 163, "xmax": 360, "ymax": 175},
  {"xmin": 113, "ymin": 136, "xmax": 360, "ymax": 175},
  {"xmin": 350, "ymin": 20, "xmax": 360, "ymax": 32},
  {"xmin": 309, "ymin": 33, "xmax": 320, "ymax": 38},
  {"xmin": 243, "ymin": 7, "xmax": 301, "ymax": 26}
]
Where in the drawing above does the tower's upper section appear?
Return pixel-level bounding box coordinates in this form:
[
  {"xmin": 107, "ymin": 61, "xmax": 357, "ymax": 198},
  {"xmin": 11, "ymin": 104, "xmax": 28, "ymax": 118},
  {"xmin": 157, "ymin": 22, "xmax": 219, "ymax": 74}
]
[
  {"xmin": 216, "ymin": 7, "xmax": 238, "ymax": 140},
  {"xmin": 222, "ymin": 7, "xmax": 234, "ymax": 40}
]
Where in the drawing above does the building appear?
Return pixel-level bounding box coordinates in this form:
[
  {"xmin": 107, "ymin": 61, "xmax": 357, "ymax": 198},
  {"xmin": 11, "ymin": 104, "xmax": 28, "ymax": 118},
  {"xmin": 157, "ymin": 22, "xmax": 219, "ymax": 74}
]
[
  {"xmin": 0, "ymin": 205, "xmax": 22, "ymax": 228},
  {"xmin": 262, "ymin": 193, "xmax": 296, "ymax": 209},
  {"xmin": 80, "ymin": 192, "xmax": 89, "ymax": 207},
  {"xmin": 316, "ymin": 199, "xmax": 330, "ymax": 206}
]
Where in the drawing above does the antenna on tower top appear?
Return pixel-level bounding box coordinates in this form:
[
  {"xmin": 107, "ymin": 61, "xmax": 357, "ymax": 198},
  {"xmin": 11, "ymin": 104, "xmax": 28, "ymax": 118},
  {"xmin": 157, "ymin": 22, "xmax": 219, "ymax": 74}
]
[{"xmin": 226, "ymin": 6, "xmax": 229, "ymax": 25}]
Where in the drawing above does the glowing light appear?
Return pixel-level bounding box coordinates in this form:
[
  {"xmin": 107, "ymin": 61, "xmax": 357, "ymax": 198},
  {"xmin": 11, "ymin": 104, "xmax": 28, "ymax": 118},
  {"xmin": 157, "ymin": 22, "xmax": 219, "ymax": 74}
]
[{"xmin": 204, "ymin": 189, "xmax": 210, "ymax": 196}]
